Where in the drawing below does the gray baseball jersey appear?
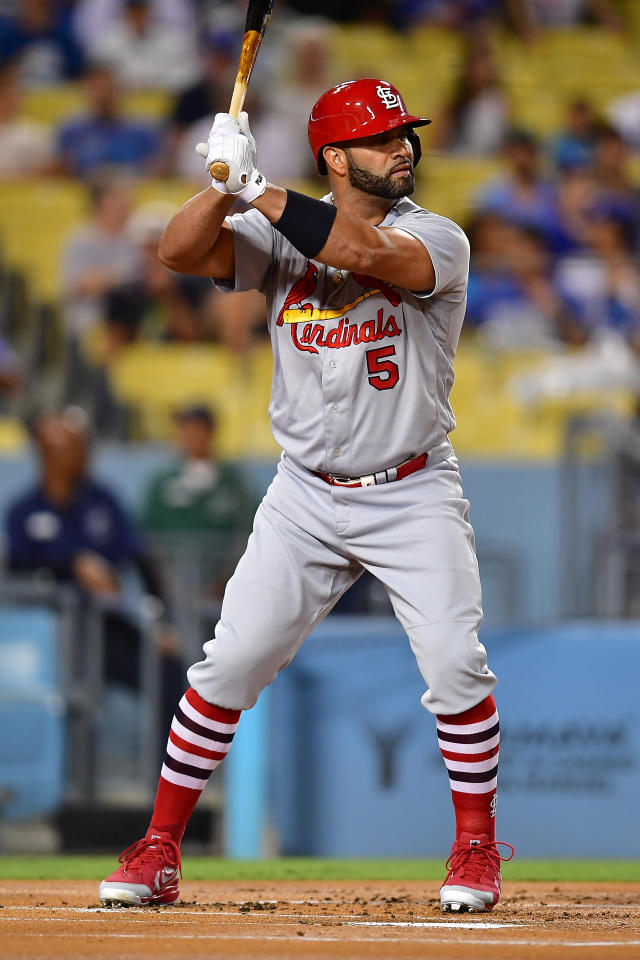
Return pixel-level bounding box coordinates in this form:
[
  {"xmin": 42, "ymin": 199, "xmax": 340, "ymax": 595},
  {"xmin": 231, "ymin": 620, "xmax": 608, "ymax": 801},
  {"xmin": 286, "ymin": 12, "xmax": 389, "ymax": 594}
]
[{"xmin": 214, "ymin": 195, "xmax": 470, "ymax": 476}]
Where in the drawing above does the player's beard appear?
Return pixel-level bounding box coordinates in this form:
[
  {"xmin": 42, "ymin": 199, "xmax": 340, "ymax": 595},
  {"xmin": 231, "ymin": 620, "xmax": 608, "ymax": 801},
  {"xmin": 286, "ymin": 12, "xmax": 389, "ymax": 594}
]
[{"xmin": 344, "ymin": 150, "xmax": 415, "ymax": 200}]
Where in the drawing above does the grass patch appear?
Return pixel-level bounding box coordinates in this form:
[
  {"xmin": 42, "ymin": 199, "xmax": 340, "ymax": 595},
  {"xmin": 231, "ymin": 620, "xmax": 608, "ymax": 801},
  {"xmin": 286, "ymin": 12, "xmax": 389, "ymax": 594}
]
[{"xmin": 1, "ymin": 857, "xmax": 639, "ymax": 883}]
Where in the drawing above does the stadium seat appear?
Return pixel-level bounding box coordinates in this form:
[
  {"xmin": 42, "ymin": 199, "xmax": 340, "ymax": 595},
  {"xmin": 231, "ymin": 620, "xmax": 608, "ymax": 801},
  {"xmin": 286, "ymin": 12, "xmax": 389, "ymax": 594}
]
[
  {"xmin": 21, "ymin": 85, "xmax": 172, "ymax": 126},
  {"xmin": 0, "ymin": 607, "xmax": 66, "ymax": 821}
]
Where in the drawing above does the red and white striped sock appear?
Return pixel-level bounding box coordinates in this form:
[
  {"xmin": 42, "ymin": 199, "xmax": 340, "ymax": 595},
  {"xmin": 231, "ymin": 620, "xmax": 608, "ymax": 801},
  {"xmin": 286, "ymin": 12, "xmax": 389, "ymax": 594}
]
[
  {"xmin": 436, "ymin": 694, "xmax": 499, "ymax": 842},
  {"xmin": 148, "ymin": 687, "xmax": 241, "ymax": 844}
]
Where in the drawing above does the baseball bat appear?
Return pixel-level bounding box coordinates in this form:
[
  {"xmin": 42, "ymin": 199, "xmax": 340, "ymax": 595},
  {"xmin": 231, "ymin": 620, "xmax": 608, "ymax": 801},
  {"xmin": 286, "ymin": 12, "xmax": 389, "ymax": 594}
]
[{"xmin": 209, "ymin": 0, "xmax": 274, "ymax": 182}]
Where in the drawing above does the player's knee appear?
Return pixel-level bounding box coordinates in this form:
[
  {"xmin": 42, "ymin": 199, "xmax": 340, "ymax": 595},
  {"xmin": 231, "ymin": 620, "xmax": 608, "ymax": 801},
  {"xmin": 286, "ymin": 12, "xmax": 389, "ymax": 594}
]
[
  {"xmin": 187, "ymin": 639, "xmax": 281, "ymax": 711},
  {"xmin": 408, "ymin": 621, "xmax": 495, "ymax": 715}
]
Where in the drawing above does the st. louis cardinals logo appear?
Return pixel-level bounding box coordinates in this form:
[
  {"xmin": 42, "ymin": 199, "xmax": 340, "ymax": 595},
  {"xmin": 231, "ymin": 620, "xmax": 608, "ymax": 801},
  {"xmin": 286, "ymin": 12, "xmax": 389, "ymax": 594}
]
[
  {"xmin": 276, "ymin": 261, "xmax": 403, "ymax": 355},
  {"xmin": 376, "ymin": 84, "xmax": 402, "ymax": 110}
]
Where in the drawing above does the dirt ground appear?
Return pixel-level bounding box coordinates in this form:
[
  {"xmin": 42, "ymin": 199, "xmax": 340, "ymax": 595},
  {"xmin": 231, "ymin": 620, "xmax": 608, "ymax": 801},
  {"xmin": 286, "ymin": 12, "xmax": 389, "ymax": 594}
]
[{"xmin": 1, "ymin": 879, "xmax": 639, "ymax": 960}]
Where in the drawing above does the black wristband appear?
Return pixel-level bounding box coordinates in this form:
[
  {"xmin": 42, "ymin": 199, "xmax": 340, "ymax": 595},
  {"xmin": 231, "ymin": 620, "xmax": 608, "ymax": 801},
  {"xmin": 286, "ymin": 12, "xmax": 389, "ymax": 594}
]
[{"xmin": 273, "ymin": 190, "xmax": 337, "ymax": 259}]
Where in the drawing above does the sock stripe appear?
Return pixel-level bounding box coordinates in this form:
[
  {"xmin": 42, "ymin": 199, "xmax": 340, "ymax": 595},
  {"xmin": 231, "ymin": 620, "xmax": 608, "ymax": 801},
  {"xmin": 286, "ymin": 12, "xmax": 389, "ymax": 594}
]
[
  {"xmin": 436, "ymin": 720, "xmax": 499, "ymax": 745},
  {"xmin": 174, "ymin": 705, "xmax": 235, "ymax": 744},
  {"xmin": 436, "ymin": 710, "xmax": 499, "ymax": 736},
  {"xmin": 440, "ymin": 747, "xmax": 497, "ymax": 763},
  {"xmin": 160, "ymin": 762, "xmax": 207, "ymax": 791},
  {"xmin": 179, "ymin": 694, "xmax": 239, "ymax": 735},
  {"xmin": 185, "ymin": 687, "xmax": 241, "ymax": 724},
  {"xmin": 443, "ymin": 754, "xmax": 499, "ymax": 774},
  {"xmin": 171, "ymin": 716, "xmax": 221, "ymax": 752},
  {"xmin": 168, "ymin": 727, "xmax": 227, "ymax": 762},
  {"xmin": 447, "ymin": 764, "xmax": 499, "ymax": 784},
  {"xmin": 163, "ymin": 752, "xmax": 215, "ymax": 782},
  {"xmin": 450, "ymin": 777, "xmax": 498, "ymax": 795},
  {"xmin": 437, "ymin": 732, "xmax": 499, "ymax": 754},
  {"xmin": 166, "ymin": 737, "xmax": 221, "ymax": 772}
]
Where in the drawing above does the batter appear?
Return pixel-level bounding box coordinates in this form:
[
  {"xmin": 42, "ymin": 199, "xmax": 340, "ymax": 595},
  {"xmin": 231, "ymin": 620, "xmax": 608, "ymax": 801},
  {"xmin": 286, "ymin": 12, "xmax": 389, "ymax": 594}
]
[{"xmin": 99, "ymin": 78, "xmax": 513, "ymax": 913}]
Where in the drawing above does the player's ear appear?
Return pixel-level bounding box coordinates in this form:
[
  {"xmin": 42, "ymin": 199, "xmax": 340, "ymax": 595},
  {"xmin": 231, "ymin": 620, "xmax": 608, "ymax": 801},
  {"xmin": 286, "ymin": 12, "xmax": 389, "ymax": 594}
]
[{"xmin": 323, "ymin": 145, "xmax": 348, "ymax": 178}]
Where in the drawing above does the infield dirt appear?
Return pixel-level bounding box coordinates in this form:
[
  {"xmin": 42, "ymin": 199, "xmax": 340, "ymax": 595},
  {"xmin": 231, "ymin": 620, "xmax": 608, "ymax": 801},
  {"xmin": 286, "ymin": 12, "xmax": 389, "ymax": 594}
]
[{"xmin": 2, "ymin": 879, "xmax": 639, "ymax": 959}]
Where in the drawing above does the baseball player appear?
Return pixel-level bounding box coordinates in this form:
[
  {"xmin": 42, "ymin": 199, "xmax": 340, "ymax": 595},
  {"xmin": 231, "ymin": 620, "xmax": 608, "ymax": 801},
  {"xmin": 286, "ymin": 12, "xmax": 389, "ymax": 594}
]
[{"xmin": 99, "ymin": 78, "xmax": 513, "ymax": 913}]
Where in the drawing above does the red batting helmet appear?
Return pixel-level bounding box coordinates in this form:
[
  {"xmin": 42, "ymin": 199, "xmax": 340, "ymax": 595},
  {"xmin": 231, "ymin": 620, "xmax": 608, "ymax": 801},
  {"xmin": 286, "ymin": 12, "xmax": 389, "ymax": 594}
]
[{"xmin": 308, "ymin": 78, "xmax": 431, "ymax": 175}]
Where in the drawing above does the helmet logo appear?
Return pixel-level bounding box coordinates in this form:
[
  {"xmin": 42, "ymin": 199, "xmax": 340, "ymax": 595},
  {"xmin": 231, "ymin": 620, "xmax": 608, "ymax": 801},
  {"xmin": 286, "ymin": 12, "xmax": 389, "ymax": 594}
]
[{"xmin": 376, "ymin": 84, "xmax": 401, "ymax": 110}]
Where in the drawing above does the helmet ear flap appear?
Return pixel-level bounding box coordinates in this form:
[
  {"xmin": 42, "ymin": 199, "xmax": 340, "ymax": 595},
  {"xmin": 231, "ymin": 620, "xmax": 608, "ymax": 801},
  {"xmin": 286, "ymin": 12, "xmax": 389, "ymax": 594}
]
[{"xmin": 408, "ymin": 129, "xmax": 422, "ymax": 168}]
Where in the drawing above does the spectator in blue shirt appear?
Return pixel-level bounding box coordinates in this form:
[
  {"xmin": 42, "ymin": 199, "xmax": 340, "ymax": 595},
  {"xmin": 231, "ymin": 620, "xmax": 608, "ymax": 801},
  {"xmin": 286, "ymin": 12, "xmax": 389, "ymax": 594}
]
[
  {"xmin": 550, "ymin": 98, "xmax": 599, "ymax": 172},
  {"xmin": 56, "ymin": 62, "xmax": 161, "ymax": 177},
  {"xmin": 476, "ymin": 128, "xmax": 558, "ymax": 241},
  {"xmin": 6, "ymin": 407, "xmax": 184, "ymax": 747},
  {"xmin": 465, "ymin": 213, "xmax": 586, "ymax": 348},
  {"xmin": 0, "ymin": 0, "xmax": 84, "ymax": 86},
  {"xmin": 555, "ymin": 205, "xmax": 640, "ymax": 348}
]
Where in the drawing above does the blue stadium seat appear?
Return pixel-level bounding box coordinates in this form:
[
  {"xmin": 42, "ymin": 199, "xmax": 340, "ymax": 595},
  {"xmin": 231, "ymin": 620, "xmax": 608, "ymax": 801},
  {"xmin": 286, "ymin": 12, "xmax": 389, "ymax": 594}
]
[{"xmin": 0, "ymin": 606, "xmax": 66, "ymax": 821}]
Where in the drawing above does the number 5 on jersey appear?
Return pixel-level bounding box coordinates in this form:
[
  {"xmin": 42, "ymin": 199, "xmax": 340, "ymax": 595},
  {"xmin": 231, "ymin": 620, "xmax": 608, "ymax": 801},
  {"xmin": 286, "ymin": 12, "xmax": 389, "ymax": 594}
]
[{"xmin": 366, "ymin": 346, "xmax": 400, "ymax": 390}]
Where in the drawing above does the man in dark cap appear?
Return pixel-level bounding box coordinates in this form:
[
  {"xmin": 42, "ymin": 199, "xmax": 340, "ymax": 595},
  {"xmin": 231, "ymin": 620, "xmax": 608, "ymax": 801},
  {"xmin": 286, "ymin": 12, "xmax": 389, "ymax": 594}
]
[{"xmin": 140, "ymin": 404, "xmax": 255, "ymax": 595}]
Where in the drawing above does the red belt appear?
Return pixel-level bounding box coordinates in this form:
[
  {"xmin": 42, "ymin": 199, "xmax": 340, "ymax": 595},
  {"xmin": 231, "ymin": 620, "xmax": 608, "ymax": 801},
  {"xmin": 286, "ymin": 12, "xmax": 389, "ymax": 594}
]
[{"xmin": 315, "ymin": 452, "xmax": 428, "ymax": 488}]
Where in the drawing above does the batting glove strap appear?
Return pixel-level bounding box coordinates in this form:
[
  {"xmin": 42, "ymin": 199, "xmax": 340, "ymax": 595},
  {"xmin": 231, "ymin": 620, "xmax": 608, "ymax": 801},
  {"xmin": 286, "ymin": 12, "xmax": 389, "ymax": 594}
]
[{"xmin": 237, "ymin": 168, "xmax": 267, "ymax": 203}]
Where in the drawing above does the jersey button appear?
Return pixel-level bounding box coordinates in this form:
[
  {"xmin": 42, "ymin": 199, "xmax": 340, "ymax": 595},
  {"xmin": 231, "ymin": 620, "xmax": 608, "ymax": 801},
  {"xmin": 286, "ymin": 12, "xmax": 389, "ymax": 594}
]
[
  {"xmin": 331, "ymin": 404, "xmax": 340, "ymax": 413},
  {"xmin": 330, "ymin": 360, "xmax": 338, "ymax": 368},
  {"xmin": 332, "ymin": 448, "xmax": 341, "ymax": 457}
]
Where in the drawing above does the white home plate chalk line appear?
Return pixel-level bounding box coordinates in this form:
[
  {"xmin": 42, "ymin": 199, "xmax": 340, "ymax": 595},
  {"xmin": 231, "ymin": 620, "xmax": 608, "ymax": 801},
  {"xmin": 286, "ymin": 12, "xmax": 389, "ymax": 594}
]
[
  {"xmin": 7, "ymin": 932, "xmax": 640, "ymax": 948},
  {"xmin": 0, "ymin": 908, "xmax": 519, "ymax": 928}
]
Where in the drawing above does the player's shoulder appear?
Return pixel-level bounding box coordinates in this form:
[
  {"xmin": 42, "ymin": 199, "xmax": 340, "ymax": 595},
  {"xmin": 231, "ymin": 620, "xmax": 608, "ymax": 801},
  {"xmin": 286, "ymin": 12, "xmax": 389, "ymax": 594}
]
[{"xmin": 389, "ymin": 198, "xmax": 468, "ymax": 237}]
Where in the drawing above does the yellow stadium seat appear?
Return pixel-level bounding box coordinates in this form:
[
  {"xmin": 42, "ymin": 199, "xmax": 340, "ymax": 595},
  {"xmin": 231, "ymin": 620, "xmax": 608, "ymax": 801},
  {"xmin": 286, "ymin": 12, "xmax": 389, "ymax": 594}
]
[
  {"xmin": 21, "ymin": 84, "xmax": 172, "ymax": 126},
  {"xmin": 418, "ymin": 155, "xmax": 502, "ymax": 224},
  {"xmin": 109, "ymin": 343, "xmax": 277, "ymax": 457},
  {"xmin": 0, "ymin": 179, "xmax": 194, "ymax": 303}
]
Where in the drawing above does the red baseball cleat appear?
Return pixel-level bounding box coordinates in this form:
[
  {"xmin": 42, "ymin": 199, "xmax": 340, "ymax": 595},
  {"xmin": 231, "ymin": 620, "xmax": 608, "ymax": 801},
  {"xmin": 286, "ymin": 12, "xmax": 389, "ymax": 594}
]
[
  {"xmin": 440, "ymin": 833, "xmax": 514, "ymax": 913},
  {"xmin": 99, "ymin": 833, "xmax": 181, "ymax": 907}
]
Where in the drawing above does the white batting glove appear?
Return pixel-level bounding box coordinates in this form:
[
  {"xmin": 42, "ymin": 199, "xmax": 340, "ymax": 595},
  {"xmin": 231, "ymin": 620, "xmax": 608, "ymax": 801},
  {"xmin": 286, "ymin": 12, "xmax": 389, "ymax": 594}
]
[{"xmin": 195, "ymin": 111, "xmax": 266, "ymax": 202}]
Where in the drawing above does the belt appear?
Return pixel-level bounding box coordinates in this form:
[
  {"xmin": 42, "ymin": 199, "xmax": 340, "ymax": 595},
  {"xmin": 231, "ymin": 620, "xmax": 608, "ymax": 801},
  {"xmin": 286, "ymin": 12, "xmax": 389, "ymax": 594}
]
[{"xmin": 315, "ymin": 452, "xmax": 428, "ymax": 488}]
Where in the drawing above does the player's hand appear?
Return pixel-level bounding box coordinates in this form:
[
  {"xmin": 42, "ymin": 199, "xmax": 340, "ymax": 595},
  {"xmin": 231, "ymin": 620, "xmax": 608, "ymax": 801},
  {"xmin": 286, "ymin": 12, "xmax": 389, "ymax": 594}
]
[{"xmin": 195, "ymin": 111, "xmax": 266, "ymax": 201}]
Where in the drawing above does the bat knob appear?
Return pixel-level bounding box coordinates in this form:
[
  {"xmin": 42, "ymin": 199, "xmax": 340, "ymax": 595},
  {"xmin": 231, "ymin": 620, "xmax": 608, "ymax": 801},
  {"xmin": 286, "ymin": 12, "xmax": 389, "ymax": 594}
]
[{"xmin": 210, "ymin": 161, "xmax": 230, "ymax": 182}]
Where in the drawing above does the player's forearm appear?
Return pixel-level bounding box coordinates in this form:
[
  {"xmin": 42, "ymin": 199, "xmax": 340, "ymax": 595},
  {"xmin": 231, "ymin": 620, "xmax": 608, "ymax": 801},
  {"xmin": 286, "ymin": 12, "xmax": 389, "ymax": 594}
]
[{"xmin": 158, "ymin": 188, "xmax": 235, "ymax": 273}]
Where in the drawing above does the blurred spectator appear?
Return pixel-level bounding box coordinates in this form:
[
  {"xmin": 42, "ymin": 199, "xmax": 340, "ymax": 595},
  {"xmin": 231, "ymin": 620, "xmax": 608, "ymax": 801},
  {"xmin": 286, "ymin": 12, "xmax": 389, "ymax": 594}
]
[
  {"xmin": 550, "ymin": 97, "xmax": 599, "ymax": 171},
  {"xmin": 555, "ymin": 206, "xmax": 640, "ymax": 348},
  {"xmin": 476, "ymin": 128, "xmax": 558, "ymax": 240},
  {"xmin": 208, "ymin": 288, "xmax": 268, "ymax": 353},
  {"xmin": 608, "ymin": 90, "xmax": 640, "ymax": 151},
  {"xmin": 433, "ymin": 36, "xmax": 509, "ymax": 156},
  {"xmin": 395, "ymin": 1, "xmax": 502, "ymax": 31},
  {"xmin": 73, "ymin": 0, "xmax": 196, "ymax": 50},
  {"xmin": 176, "ymin": 19, "xmax": 331, "ymax": 185},
  {"xmin": 0, "ymin": 334, "xmax": 21, "ymax": 403},
  {"xmin": 466, "ymin": 216, "xmax": 584, "ymax": 348},
  {"xmin": 251, "ymin": 19, "xmax": 331, "ymax": 182},
  {"xmin": 55, "ymin": 62, "xmax": 161, "ymax": 177},
  {"xmin": 591, "ymin": 122, "xmax": 640, "ymax": 238},
  {"xmin": 512, "ymin": 0, "xmax": 622, "ymax": 36},
  {"xmin": 547, "ymin": 164, "xmax": 599, "ymax": 254},
  {"xmin": 141, "ymin": 404, "xmax": 254, "ymax": 537},
  {"xmin": 141, "ymin": 404, "xmax": 256, "ymax": 596},
  {"xmin": 0, "ymin": 0, "xmax": 84, "ymax": 86},
  {"xmin": 87, "ymin": 0, "xmax": 200, "ymax": 93},
  {"xmin": 96, "ymin": 205, "xmax": 212, "ymax": 355},
  {"xmin": 5, "ymin": 406, "xmax": 185, "ymax": 742},
  {"xmin": 168, "ymin": 30, "xmax": 236, "ymax": 178},
  {"xmin": 61, "ymin": 167, "xmax": 141, "ymax": 338},
  {"xmin": 0, "ymin": 55, "xmax": 54, "ymax": 177}
]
